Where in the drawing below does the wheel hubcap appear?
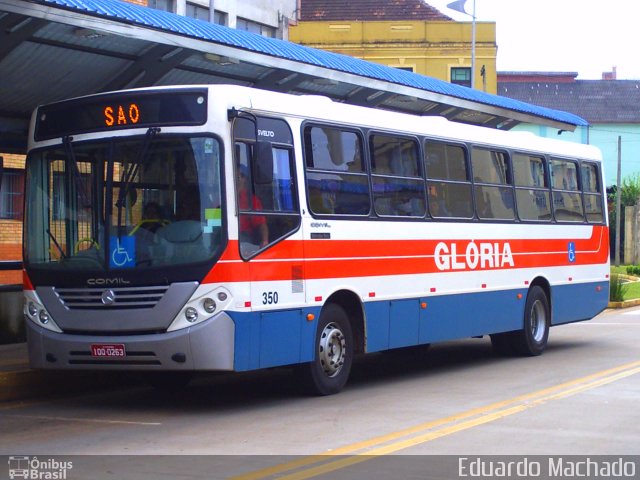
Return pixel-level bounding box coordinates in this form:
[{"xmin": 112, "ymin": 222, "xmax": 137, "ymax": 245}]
[
  {"xmin": 318, "ymin": 322, "xmax": 346, "ymax": 377},
  {"xmin": 530, "ymin": 299, "xmax": 547, "ymax": 343}
]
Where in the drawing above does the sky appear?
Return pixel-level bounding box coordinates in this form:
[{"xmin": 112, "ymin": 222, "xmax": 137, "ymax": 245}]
[{"xmin": 426, "ymin": 0, "xmax": 640, "ymax": 80}]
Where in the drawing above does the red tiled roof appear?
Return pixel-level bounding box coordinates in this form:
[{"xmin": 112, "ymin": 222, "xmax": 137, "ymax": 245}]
[{"xmin": 299, "ymin": 0, "xmax": 453, "ymax": 22}]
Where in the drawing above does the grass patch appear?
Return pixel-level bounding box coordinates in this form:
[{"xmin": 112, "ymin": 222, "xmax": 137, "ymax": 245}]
[
  {"xmin": 610, "ymin": 265, "xmax": 628, "ymax": 275},
  {"xmin": 610, "ymin": 265, "xmax": 640, "ymax": 301},
  {"xmin": 622, "ymin": 281, "xmax": 640, "ymax": 301}
]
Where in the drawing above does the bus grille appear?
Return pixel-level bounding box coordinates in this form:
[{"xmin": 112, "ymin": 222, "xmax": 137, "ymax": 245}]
[{"xmin": 54, "ymin": 285, "xmax": 170, "ymax": 310}]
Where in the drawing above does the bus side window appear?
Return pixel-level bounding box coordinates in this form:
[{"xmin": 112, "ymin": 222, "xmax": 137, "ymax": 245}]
[
  {"xmin": 513, "ymin": 153, "xmax": 551, "ymax": 222},
  {"xmin": 305, "ymin": 125, "xmax": 370, "ymax": 216},
  {"xmin": 235, "ymin": 133, "xmax": 300, "ymax": 258},
  {"xmin": 425, "ymin": 142, "xmax": 472, "ymax": 218},
  {"xmin": 581, "ymin": 162, "xmax": 603, "ymax": 223},
  {"xmin": 551, "ymin": 158, "xmax": 584, "ymax": 222},
  {"xmin": 471, "ymin": 147, "xmax": 515, "ymax": 221},
  {"xmin": 370, "ymin": 134, "xmax": 425, "ymax": 217}
]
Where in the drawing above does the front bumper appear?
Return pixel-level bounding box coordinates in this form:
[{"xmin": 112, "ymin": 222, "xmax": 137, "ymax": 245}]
[{"xmin": 26, "ymin": 311, "xmax": 235, "ymax": 371}]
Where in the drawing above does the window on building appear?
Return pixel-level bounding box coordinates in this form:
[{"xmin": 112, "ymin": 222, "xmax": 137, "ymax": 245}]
[
  {"xmin": 186, "ymin": 2, "xmax": 209, "ymax": 21},
  {"xmin": 213, "ymin": 11, "xmax": 226, "ymax": 25},
  {"xmin": 148, "ymin": 0, "xmax": 174, "ymax": 13},
  {"xmin": 237, "ymin": 18, "xmax": 275, "ymax": 38},
  {"xmin": 451, "ymin": 67, "xmax": 471, "ymax": 87},
  {"xmin": 0, "ymin": 169, "xmax": 25, "ymax": 220}
]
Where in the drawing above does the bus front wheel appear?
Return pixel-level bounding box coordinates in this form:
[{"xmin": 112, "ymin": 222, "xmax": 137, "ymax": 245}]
[{"xmin": 300, "ymin": 304, "xmax": 353, "ymax": 396}]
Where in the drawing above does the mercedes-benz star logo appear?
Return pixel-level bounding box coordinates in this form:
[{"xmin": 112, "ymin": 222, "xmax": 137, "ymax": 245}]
[{"xmin": 101, "ymin": 289, "xmax": 116, "ymax": 306}]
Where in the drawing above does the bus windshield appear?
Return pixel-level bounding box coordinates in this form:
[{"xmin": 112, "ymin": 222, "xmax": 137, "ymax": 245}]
[{"xmin": 24, "ymin": 134, "xmax": 223, "ymax": 273}]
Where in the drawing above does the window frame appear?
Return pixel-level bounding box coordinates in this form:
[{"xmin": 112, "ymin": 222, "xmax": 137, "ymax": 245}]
[
  {"xmin": 232, "ymin": 115, "xmax": 301, "ymax": 260},
  {"xmin": 512, "ymin": 152, "xmax": 552, "ymax": 223},
  {"xmin": 0, "ymin": 167, "xmax": 25, "ymax": 221},
  {"xmin": 550, "ymin": 157, "xmax": 585, "ymax": 223},
  {"xmin": 580, "ymin": 161, "xmax": 605, "ymax": 225},
  {"xmin": 451, "ymin": 67, "xmax": 472, "ymax": 87},
  {"xmin": 303, "ymin": 122, "xmax": 371, "ymax": 217},
  {"xmin": 424, "ymin": 140, "xmax": 473, "ymax": 219},
  {"xmin": 368, "ymin": 132, "xmax": 426, "ymax": 218},
  {"xmin": 470, "ymin": 146, "xmax": 515, "ymax": 222}
]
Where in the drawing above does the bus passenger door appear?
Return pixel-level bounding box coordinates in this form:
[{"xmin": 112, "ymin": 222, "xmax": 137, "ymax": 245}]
[{"xmin": 232, "ymin": 116, "xmax": 308, "ymax": 365}]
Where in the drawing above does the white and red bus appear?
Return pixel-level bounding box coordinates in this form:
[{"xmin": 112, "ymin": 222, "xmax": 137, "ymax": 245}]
[{"xmin": 23, "ymin": 85, "xmax": 609, "ymax": 394}]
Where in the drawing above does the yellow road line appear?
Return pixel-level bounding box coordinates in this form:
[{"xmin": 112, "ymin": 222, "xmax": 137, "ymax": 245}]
[
  {"xmin": 5, "ymin": 413, "xmax": 162, "ymax": 426},
  {"xmin": 232, "ymin": 360, "xmax": 640, "ymax": 480}
]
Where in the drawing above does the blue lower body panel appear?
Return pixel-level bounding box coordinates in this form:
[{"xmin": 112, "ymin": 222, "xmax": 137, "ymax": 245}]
[
  {"xmin": 551, "ymin": 281, "xmax": 609, "ymax": 325},
  {"xmin": 363, "ymin": 281, "xmax": 608, "ymax": 353},
  {"xmin": 229, "ymin": 281, "xmax": 608, "ymax": 370},
  {"xmin": 230, "ymin": 308, "xmax": 319, "ymax": 371},
  {"xmin": 364, "ymin": 288, "xmax": 528, "ymax": 352}
]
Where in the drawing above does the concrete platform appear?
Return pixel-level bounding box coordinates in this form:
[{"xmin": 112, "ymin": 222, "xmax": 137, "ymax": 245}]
[{"xmin": 0, "ymin": 342, "xmax": 133, "ymax": 402}]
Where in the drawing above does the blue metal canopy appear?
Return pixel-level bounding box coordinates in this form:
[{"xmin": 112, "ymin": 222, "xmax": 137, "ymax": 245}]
[{"xmin": 0, "ymin": 0, "xmax": 587, "ymax": 152}]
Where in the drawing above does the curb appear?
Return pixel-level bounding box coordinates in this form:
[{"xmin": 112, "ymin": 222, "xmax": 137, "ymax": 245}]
[{"xmin": 607, "ymin": 299, "xmax": 640, "ymax": 309}]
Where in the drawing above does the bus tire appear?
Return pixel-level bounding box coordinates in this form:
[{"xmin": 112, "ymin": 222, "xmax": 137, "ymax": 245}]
[
  {"xmin": 511, "ymin": 286, "xmax": 550, "ymax": 356},
  {"xmin": 301, "ymin": 304, "xmax": 353, "ymax": 396}
]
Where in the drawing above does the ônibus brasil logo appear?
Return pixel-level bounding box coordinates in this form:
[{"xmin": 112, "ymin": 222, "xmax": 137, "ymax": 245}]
[{"xmin": 8, "ymin": 456, "xmax": 73, "ymax": 479}]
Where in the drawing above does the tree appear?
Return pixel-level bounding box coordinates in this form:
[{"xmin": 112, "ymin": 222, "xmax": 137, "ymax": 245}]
[{"xmin": 620, "ymin": 173, "xmax": 640, "ymax": 207}]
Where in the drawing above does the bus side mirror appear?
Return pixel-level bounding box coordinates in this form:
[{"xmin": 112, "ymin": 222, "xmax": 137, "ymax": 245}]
[{"xmin": 253, "ymin": 141, "xmax": 273, "ymax": 185}]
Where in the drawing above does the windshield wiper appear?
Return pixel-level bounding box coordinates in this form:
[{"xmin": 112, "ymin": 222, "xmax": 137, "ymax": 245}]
[
  {"xmin": 62, "ymin": 136, "xmax": 91, "ymax": 210},
  {"xmin": 47, "ymin": 229, "xmax": 66, "ymax": 260},
  {"xmin": 115, "ymin": 127, "xmax": 161, "ymax": 231}
]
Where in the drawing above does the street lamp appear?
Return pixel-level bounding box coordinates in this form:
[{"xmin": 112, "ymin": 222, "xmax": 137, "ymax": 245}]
[{"xmin": 447, "ymin": 0, "xmax": 476, "ymax": 89}]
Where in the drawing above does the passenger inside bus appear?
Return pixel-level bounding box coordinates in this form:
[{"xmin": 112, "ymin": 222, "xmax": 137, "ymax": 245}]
[
  {"xmin": 428, "ymin": 186, "xmax": 451, "ymax": 217},
  {"xmin": 140, "ymin": 201, "xmax": 165, "ymax": 233},
  {"xmin": 237, "ymin": 164, "xmax": 269, "ymax": 256}
]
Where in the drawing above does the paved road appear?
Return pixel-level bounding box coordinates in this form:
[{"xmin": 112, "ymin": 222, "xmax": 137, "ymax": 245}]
[{"xmin": 1, "ymin": 307, "xmax": 639, "ymax": 479}]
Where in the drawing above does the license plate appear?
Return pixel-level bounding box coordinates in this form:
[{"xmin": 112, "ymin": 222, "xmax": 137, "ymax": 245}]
[{"xmin": 90, "ymin": 343, "xmax": 126, "ymax": 358}]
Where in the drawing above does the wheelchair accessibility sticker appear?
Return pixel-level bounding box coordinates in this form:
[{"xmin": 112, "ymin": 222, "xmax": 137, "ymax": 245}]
[
  {"xmin": 110, "ymin": 236, "xmax": 135, "ymax": 268},
  {"xmin": 568, "ymin": 242, "xmax": 576, "ymax": 263}
]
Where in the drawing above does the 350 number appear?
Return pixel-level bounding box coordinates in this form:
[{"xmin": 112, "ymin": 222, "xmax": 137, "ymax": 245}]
[{"xmin": 262, "ymin": 291, "xmax": 279, "ymax": 305}]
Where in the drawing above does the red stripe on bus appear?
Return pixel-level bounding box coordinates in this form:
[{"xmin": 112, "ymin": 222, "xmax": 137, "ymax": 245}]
[{"xmin": 202, "ymin": 226, "xmax": 609, "ymax": 284}]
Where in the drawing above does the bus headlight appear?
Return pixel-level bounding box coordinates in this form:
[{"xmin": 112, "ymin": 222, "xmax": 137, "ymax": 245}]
[
  {"xmin": 38, "ymin": 310, "xmax": 50, "ymax": 324},
  {"xmin": 167, "ymin": 287, "xmax": 232, "ymax": 332},
  {"xmin": 23, "ymin": 291, "xmax": 62, "ymax": 333},
  {"xmin": 185, "ymin": 307, "xmax": 198, "ymax": 323},
  {"xmin": 203, "ymin": 298, "xmax": 216, "ymax": 314}
]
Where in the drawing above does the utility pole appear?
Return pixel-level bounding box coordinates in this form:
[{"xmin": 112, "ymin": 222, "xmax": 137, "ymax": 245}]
[
  {"xmin": 615, "ymin": 136, "xmax": 622, "ymax": 266},
  {"xmin": 447, "ymin": 0, "xmax": 477, "ymax": 89}
]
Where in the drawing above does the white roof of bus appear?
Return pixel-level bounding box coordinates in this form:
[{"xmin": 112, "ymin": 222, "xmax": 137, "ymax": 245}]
[{"xmin": 216, "ymin": 84, "xmax": 602, "ymax": 162}]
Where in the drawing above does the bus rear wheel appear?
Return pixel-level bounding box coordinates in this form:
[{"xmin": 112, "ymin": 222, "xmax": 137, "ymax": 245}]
[
  {"xmin": 491, "ymin": 286, "xmax": 550, "ymax": 357},
  {"xmin": 513, "ymin": 286, "xmax": 550, "ymax": 356},
  {"xmin": 300, "ymin": 304, "xmax": 353, "ymax": 396}
]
